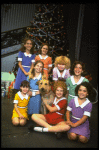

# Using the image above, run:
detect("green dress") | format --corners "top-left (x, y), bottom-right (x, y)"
top-left (66, 75), bottom-right (89, 104)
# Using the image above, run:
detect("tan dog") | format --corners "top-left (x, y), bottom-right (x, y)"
top-left (37, 78), bottom-right (55, 114)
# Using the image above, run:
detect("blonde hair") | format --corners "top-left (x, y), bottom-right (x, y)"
top-left (54, 56), bottom-right (71, 69)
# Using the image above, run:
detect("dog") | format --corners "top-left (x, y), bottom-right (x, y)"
top-left (37, 78), bottom-right (55, 114)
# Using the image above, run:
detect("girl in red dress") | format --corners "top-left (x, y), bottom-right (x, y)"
top-left (28, 80), bottom-right (70, 135)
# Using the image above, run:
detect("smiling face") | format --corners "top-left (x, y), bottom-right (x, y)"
top-left (74, 64), bottom-right (83, 76)
top-left (57, 64), bottom-right (66, 72)
top-left (34, 62), bottom-right (43, 73)
top-left (55, 87), bottom-right (64, 99)
top-left (78, 85), bottom-right (88, 100)
top-left (20, 86), bottom-right (29, 95)
top-left (41, 45), bottom-right (48, 55)
top-left (24, 40), bottom-right (33, 51)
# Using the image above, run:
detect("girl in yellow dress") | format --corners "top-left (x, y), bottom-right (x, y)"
top-left (12, 80), bottom-right (30, 126)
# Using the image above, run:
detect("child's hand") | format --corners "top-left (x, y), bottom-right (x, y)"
top-left (36, 90), bottom-right (40, 95)
top-left (25, 72), bottom-right (30, 76)
top-left (66, 121), bottom-right (77, 128)
top-left (19, 114), bottom-right (25, 119)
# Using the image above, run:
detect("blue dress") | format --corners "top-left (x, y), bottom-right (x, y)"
top-left (27, 74), bottom-right (42, 114)
top-left (14, 51), bottom-right (35, 90)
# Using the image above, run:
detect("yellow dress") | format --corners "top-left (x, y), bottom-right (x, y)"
top-left (12, 91), bottom-right (30, 120)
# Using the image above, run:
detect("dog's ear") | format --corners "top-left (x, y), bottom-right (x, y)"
top-left (36, 80), bottom-right (40, 85)
top-left (42, 74), bottom-right (47, 80)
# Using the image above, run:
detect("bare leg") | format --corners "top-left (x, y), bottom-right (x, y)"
top-left (20, 118), bottom-right (27, 126)
top-left (12, 117), bottom-right (20, 126)
top-left (78, 135), bottom-right (88, 143)
top-left (47, 121), bottom-right (70, 132)
top-left (31, 114), bottom-right (51, 128)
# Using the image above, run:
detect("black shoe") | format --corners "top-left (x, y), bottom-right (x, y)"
top-left (55, 132), bottom-right (62, 139)
top-left (28, 125), bottom-right (34, 131)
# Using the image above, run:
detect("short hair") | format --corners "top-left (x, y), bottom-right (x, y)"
top-left (20, 80), bottom-right (30, 88)
top-left (53, 80), bottom-right (67, 96)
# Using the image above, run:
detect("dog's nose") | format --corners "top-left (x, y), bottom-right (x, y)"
top-left (41, 88), bottom-right (45, 92)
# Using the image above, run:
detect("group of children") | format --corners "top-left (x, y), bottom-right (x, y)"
top-left (12, 37), bottom-right (94, 143)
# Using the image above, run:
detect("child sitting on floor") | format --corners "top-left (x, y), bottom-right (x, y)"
top-left (12, 80), bottom-right (30, 126)
top-left (28, 80), bottom-right (70, 138)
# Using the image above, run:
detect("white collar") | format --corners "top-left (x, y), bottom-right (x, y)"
top-left (33, 73), bottom-right (42, 80)
top-left (71, 75), bottom-right (84, 85)
top-left (74, 96), bottom-right (90, 108)
top-left (17, 91), bottom-right (29, 100)
top-left (39, 54), bottom-right (48, 60)
top-left (53, 97), bottom-right (66, 105)
top-left (56, 67), bottom-right (67, 78)
top-left (24, 52), bottom-right (32, 57)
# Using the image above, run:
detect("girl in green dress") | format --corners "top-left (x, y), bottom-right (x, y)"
top-left (66, 61), bottom-right (89, 104)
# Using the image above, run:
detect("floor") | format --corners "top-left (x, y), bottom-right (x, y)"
top-left (1, 96), bottom-right (98, 148)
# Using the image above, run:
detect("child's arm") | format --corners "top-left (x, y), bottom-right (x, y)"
top-left (66, 110), bottom-right (88, 127)
top-left (14, 103), bottom-right (24, 119)
top-left (18, 61), bottom-right (29, 76)
top-left (43, 101), bottom-right (58, 113)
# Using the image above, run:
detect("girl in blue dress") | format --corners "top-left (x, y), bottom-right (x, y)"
top-left (27, 60), bottom-right (45, 115)
top-left (14, 37), bottom-right (35, 90)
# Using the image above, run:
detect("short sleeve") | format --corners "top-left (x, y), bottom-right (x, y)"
top-left (83, 102), bottom-right (92, 117)
top-left (48, 57), bottom-right (52, 67)
top-left (18, 51), bottom-right (23, 61)
top-left (66, 69), bottom-right (70, 78)
top-left (67, 98), bottom-right (74, 111)
top-left (56, 100), bottom-right (67, 110)
top-left (31, 54), bottom-right (35, 63)
top-left (83, 77), bottom-right (89, 83)
top-left (35, 55), bottom-right (39, 62)
top-left (66, 77), bottom-right (70, 90)
top-left (13, 93), bottom-right (19, 104)
top-left (53, 67), bottom-right (58, 81)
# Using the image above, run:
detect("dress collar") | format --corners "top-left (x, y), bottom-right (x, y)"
top-left (33, 73), bottom-right (42, 80)
top-left (71, 75), bottom-right (84, 85)
top-left (39, 54), bottom-right (48, 60)
top-left (74, 96), bottom-right (90, 108)
top-left (17, 91), bottom-right (29, 100)
top-left (56, 67), bottom-right (66, 78)
top-left (53, 97), bottom-right (66, 105)
top-left (24, 52), bottom-right (32, 57)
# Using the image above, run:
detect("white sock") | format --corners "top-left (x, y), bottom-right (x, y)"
top-left (43, 126), bottom-right (52, 132)
top-left (43, 128), bottom-right (48, 132)
top-left (34, 127), bottom-right (43, 132)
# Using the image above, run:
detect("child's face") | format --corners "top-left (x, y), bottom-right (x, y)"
top-left (20, 86), bottom-right (29, 95)
top-left (56, 87), bottom-right (64, 99)
top-left (74, 64), bottom-right (83, 76)
top-left (34, 62), bottom-right (43, 73)
top-left (78, 85), bottom-right (88, 99)
top-left (41, 45), bottom-right (48, 55)
top-left (24, 40), bottom-right (33, 51)
top-left (57, 64), bottom-right (66, 71)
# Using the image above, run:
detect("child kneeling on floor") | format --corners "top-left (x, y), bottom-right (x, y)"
top-left (66, 82), bottom-right (93, 143)
top-left (28, 79), bottom-right (70, 137)
top-left (12, 80), bottom-right (30, 126)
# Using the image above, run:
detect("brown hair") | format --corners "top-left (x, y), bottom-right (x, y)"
top-left (70, 60), bottom-right (85, 76)
top-left (29, 60), bottom-right (44, 79)
top-left (19, 37), bottom-right (34, 54)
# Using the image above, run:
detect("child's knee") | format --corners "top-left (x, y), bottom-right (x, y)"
top-left (20, 119), bottom-right (26, 126)
top-left (78, 135), bottom-right (88, 143)
top-left (68, 132), bottom-right (78, 140)
top-left (12, 118), bottom-right (19, 126)
top-left (31, 114), bottom-right (36, 120)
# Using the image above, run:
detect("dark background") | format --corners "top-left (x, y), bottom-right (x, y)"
top-left (63, 3), bottom-right (98, 89)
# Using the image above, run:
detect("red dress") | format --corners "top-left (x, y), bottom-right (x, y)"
top-left (44, 97), bottom-right (67, 125)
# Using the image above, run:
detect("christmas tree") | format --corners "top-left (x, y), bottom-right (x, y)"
top-left (26, 4), bottom-right (69, 61)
